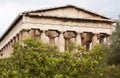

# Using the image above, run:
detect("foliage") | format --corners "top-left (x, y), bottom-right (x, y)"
top-left (68, 41), bottom-right (76, 52)
top-left (68, 41), bottom-right (86, 54)
top-left (0, 38), bottom-right (120, 78)
top-left (108, 17), bottom-right (120, 65)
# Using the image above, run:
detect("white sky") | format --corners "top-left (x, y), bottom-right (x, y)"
top-left (0, 0), bottom-right (120, 37)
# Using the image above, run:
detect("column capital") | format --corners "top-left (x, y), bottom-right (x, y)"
top-left (59, 31), bottom-right (66, 33)
top-left (41, 30), bottom-right (48, 33)
top-left (92, 33), bottom-right (98, 46)
top-left (41, 30), bottom-right (46, 32)
top-left (76, 31), bottom-right (83, 34)
top-left (76, 32), bottom-right (83, 34)
top-left (41, 30), bottom-right (49, 44)
top-left (64, 31), bottom-right (76, 39)
top-left (46, 30), bottom-right (59, 38)
top-left (93, 32), bottom-right (100, 35)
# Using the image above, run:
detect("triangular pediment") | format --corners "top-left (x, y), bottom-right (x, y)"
top-left (26, 5), bottom-right (110, 20)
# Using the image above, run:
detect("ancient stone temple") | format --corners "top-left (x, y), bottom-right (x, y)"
top-left (0, 5), bottom-right (114, 58)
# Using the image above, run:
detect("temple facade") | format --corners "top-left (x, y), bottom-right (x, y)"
top-left (0, 5), bottom-right (114, 58)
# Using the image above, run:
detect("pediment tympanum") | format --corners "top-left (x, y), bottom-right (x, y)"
top-left (27, 5), bottom-right (109, 20)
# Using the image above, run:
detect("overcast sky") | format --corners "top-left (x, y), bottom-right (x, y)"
top-left (0, 0), bottom-right (120, 37)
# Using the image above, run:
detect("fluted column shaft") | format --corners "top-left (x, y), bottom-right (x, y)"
top-left (2, 48), bottom-right (5, 58)
top-left (23, 29), bottom-right (29, 40)
top-left (92, 33), bottom-right (98, 46)
top-left (41, 30), bottom-right (49, 44)
top-left (35, 29), bottom-right (41, 39)
top-left (65, 38), bottom-right (70, 51)
top-left (29, 29), bottom-right (35, 37)
top-left (2, 46), bottom-right (5, 58)
top-left (8, 44), bottom-right (10, 56)
top-left (9, 42), bottom-right (12, 54)
top-left (19, 31), bottom-right (22, 43)
top-left (5, 44), bottom-right (10, 57)
top-left (55, 37), bottom-right (59, 47)
top-left (10, 40), bottom-right (13, 53)
top-left (76, 32), bottom-right (82, 45)
top-left (0, 49), bottom-right (3, 57)
top-left (59, 31), bottom-right (65, 52)
top-left (16, 35), bottom-right (19, 42)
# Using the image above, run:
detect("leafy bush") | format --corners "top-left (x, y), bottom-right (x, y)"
top-left (0, 38), bottom-right (119, 78)
top-left (108, 18), bottom-right (120, 65)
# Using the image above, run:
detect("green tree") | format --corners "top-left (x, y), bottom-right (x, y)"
top-left (108, 17), bottom-right (120, 65)
top-left (0, 37), bottom-right (119, 78)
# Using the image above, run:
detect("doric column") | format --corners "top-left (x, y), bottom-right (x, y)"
top-left (0, 49), bottom-right (1, 53)
top-left (3, 45), bottom-right (8, 58)
top-left (92, 33), bottom-right (98, 46)
top-left (64, 31), bottom-right (76, 51)
top-left (9, 42), bottom-right (12, 54)
top-left (65, 38), bottom-right (70, 51)
top-left (1, 48), bottom-right (5, 58)
top-left (8, 44), bottom-right (11, 57)
top-left (5, 44), bottom-right (10, 58)
top-left (76, 32), bottom-right (82, 45)
top-left (82, 32), bottom-right (92, 50)
top-left (0, 49), bottom-right (3, 58)
top-left (98, 33), bottom-right (106, 44)
top-left (2, 47), bottom-right (5, 58)
top-left (49, 38), bottom-right (54, 46)
top-left (16, 34), bottom-right (19, 42)
top-left (14, 36), bottom-right (17, 42)
top-left (86, 42), bottom-right (90, 50)
top-left (29, 29), bottom-right (35, 37)
top-left (10, 40), bottom-right (13, 53)
top-left (59, 31), bottom-right (65, 52)
top-left (8, 43), bottom-right (10, 54)
top-left (35, 29), bottom-right (41, 39)
top-left (0, 49), bottom-right (3, 57)
top-left (41, 30), bottom-right (49, 44)
top-left (1, 48), bottom-right (3, 56)
top-left (55, 37), bottom-right (59, 47)
top-left (106, 35), bottom-right (111, 45)
top-left (19, 31), bottom-right (22, 42)
top-left (99, 37), bottom-right (104, 44)
top-left (46, 30), bottom-right (59, 46)
top-left (22, 29), bottom-right (29, 40)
